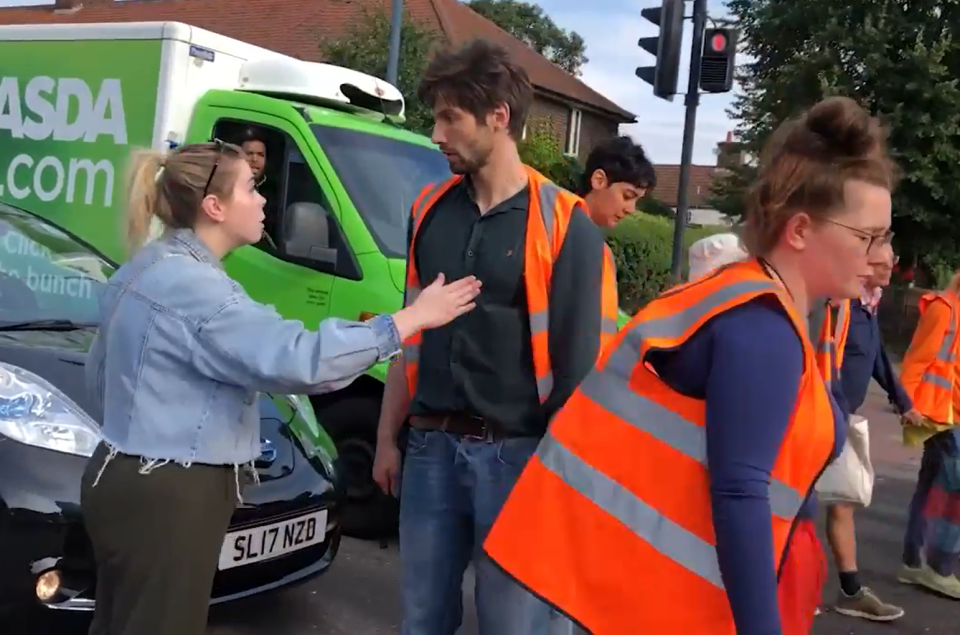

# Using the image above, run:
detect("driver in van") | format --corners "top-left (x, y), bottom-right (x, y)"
top-left (239, 129), bottom-right (280, 246)
top-left (240, 132), bottom-right (267, 186)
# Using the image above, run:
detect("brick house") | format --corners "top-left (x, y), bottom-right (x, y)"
top-left (1, 0), bottom-right (636, 162)
top-left (653, 132), bottom-right (748, 226)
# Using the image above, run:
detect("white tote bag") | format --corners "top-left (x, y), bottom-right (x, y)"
top-left (814, 415), bottom-right (875, 507)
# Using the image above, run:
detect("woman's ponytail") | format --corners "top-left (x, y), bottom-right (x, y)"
top-left (124, 149), bottom-right (167, 254)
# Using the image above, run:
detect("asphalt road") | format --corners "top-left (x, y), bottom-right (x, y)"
top-left (8, 386), bottom-right (958, 635)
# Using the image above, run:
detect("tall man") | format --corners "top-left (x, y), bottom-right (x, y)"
top-left (372, 40), bottom-right (616, 634)
top-left (825, 243), bottom-right (922, 621)
top-left (578, 135), bottom-right (656, 228)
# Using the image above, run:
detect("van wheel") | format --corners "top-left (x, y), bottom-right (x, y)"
top-left (313, 394), bottom-right (399, 540)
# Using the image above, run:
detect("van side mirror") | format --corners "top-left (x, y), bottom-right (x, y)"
top-left (281, 202), bottom-right (338, 266)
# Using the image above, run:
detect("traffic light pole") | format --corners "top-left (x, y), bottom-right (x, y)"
top-left (669, 0), bottom-right (708, 282)
top-left (386, 0), bottom-right (404, 85)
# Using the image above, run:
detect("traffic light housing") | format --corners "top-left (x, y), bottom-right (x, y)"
top-left (636, 0), bottom-right (685, 101)
top-left (699, 28), bottom-right (738, 93)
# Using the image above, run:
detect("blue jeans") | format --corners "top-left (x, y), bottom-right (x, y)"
top-left (903, 432), bottom-right (952, 575)
top-left (399, 429), bottom-right (573, 635)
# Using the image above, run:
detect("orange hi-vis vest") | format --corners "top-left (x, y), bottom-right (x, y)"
top-left (401, 166), bottom-right (620, 402)
top-left (907, 292), bottom-right (960, 424)
top-left (816, 299), bottom-right (851, 388)
top-left (484, 259), bottom-right (836, 634)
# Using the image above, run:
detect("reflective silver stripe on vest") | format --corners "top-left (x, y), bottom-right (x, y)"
top-left (528, 180), bottom-right (565, 402)
top-left (936, 299), bottom-right (957, 363)
top-left (921, 297), bottom-right (957, 392)
top-left (536, 278), bottom-right (808, 589)
top-left (537, 433), bottom-right (727, 590)
top-left (402, 182), bottom-right (448, 367)
top-left (921, 371), bottom-right (951, 391)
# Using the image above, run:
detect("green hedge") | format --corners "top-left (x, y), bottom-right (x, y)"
top-left (607, 213), bottom-right (727, 314)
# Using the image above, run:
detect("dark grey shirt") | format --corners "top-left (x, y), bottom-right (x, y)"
top-left (406, 179), bottom-right (606, 437)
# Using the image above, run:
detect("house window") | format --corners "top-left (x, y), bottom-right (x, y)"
top-left (565, 108), bottom-right (582, 156)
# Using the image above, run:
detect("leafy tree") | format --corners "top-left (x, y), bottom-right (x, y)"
top-left (518, 124), bottom-right (582, 190)
top-left (467, 0), bottom-right (587, 75)
top-left (715, 0), bottom-right (960, 268)
top-left (319, 8), bottom-right (437, 136)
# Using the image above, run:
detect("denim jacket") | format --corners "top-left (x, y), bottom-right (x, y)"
top-left (86, 229), bottom-right (401, 466)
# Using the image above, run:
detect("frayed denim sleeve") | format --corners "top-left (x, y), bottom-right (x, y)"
top-left (190, 290), bottom-right (401, 394)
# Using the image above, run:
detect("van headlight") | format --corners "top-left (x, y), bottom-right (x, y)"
top-left (0, 362), bottom-right (100, 457)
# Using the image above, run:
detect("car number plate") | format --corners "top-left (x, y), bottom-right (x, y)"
top-left (218, 509), bottom-right (327, 570)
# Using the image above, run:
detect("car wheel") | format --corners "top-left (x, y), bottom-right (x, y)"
top-left (312, 394), bottom-right (399, 540)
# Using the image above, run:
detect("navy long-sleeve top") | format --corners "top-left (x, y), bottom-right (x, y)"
top-left (837, 299), bottom-right (913, 415)
top-left (647, 297), bottom-right (844, 635)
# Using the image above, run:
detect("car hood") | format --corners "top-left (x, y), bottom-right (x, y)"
top-left (0, 330), bottom-right (97, 415)
top-left (0, 330), bottom-right (338, 465)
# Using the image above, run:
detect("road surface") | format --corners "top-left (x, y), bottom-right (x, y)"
top-left (8, 386), bottom-right (957, 634)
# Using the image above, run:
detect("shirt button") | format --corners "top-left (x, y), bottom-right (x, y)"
top-left (467, 250), bottom-right (474, 257)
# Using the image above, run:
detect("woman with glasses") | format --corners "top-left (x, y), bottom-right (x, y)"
top-left (80, 141), bottom-right (482, 635)
top-left (898, 268), bottom-right (960, 599)
top-left (484, 96), bottom-right (897, 634)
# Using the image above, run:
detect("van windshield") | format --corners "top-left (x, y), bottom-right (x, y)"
top-left (312, 125), bottom-right (452, 259)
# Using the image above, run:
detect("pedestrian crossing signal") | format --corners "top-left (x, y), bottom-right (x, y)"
top-left (699, 27), bottom-right (738, 93)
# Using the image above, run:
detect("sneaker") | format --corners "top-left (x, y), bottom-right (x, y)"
top-left (898, 563), bottom-right (923, 585)
top-left (917, 564), bottom-right (960, 599)
top-left (833, 587), bottom-right (904, 621)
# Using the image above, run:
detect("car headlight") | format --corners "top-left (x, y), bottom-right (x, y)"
top-left (0, 362), bottom-right (100, 457)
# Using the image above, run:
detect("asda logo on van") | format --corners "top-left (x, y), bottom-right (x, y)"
top-left (0, 76), bottom-right (128, 208)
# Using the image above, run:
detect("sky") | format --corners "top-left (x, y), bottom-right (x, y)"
top-left (537, 0), bottom-right (737, 165)
top-left (0, 0), bottom-right (738, 165)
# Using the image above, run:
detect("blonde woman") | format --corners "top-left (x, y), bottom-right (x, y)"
top-left (81, 141), bottom-right (480, 635)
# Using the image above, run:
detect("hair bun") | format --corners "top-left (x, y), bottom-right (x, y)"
top-left (799, 96), bottom-right (884, 159)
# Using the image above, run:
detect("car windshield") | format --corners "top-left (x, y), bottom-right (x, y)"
top-left (311, 124), bottom-right (452, 259)
top-left (0, 203), bottom-right (113, 325)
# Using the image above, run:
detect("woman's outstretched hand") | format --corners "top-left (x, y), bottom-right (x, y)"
top-left (392, 273), bottom-right (481, 340)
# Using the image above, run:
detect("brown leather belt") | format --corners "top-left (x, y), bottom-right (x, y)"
top-left (408, 413), bottom-right (503, 440)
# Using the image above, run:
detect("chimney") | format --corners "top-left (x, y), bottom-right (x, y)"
top-left (53, 0), bottom-right (83, 14)
top-left (716, 130), bottom-right (744, 169)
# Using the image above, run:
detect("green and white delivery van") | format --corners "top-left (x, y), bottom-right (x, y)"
top-left (0, 21), bottom-right (454, 537)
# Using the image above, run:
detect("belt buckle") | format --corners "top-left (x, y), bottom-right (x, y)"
top-left (462, 414), bottom-right (487, 441)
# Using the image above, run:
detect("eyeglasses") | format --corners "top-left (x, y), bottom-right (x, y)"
top-left (824, 219), bottom-right (893, 254)
top-left (202, 138), bottom-right (226, 198)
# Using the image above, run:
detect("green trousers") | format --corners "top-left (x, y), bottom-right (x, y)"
top-left (81, 443), bottom-right (237, 635)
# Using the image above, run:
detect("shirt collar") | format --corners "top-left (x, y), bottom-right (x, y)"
top-left (861, 284), bottom-right (882, 313)
top-left (167, 228), bottom-right (223, 269)
top-left (462, 176), bottom-right (529, 214)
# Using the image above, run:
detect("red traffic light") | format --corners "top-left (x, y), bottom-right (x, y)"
top-left (710, 32), bottom-right (727, 52)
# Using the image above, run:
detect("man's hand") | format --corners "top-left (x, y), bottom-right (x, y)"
top-left (902, 408), bottom-right (924, 426)
top-left (372, 440), bottom-right (402, 497)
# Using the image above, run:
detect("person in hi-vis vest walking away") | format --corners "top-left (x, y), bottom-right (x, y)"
top-left (372, 41), bottom-right (618, 635)
top-left (484, 96), bottom-right (899, 635)
top-left (898, 271), bottom-right (960, 598)
top-left (811, 244), bottom-right (920, 621)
